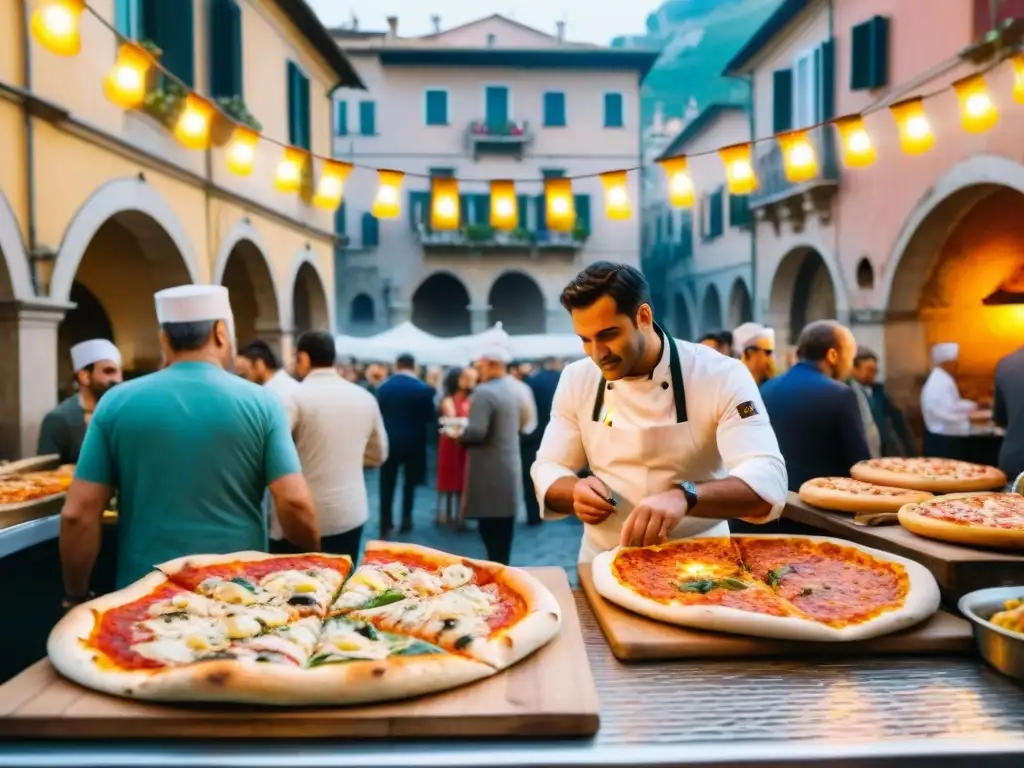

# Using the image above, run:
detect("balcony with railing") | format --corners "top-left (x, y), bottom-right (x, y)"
top-left (464, 120), bottom-right (533, 159)
top-left (749, 125), bottom-right (840, 211)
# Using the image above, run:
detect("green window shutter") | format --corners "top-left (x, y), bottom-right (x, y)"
top-left (710, 188), bottom-right (724, 238)
top-left (142, 0), bottom-right (195, 87)
top-left (475, 194), bottom-right (491, 226)
top-left (574, 194), bottom-right (590, 233)
top-left (115, 0), bottom-right (138, 37)
top-left (541, 168), bottom-right (565, 179)
top-left (850, 20), bottom-right (871, 90)
top-left (458, 194), bottom-right (471, 225)
top-left (359, 101), bottom-right (376, 136)
top-left (428, 167), bottom-right (455, 178)
top-left (208, 0), bottom-right (242, 99)
top-left (603, 93), bottom-right (623, 128)
top-left (334, 202), bottom-right (346, 235)
top-left (286, 62), bottom-right (310, 149)
top-left (772, 69), bottom-right (793, 133)
top-left (517, 195), bottom-right (529, 229)
top-left (361, 213), bottom-right (379, 247)
top-left (543, 92), bottom-right (566, 126)
top-left (535, 195), bottom-right (547, 231)
top-left (425, 90), bottom-right (447, 125)
top-left (299, 74), bottom-right (310, 148)
top-left (817, 38), bottom-right (835, 120)
top-left (868, 16), bottom-right (889, 88)
top-left (408, 191), bottom-right (429, 231)
top-left (335, 100), bottom-right (347, 136)
top-left (729, 194), bottom-right (750, 228)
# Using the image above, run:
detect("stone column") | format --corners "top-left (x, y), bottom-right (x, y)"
top-left (468, 304), bottom-right (491, 334)
top-left (0, 300), bottom-right (73, 459)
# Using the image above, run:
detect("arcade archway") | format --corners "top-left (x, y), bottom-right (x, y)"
top-left (727, 278), bottom-right (753, 328)
top-left (672, 292), bottom-right (693, 341)
top-left (292, 260), bottom-right (331, 336)
top-left (768, 247), bottom-right (837, 346)
top-left (219, 239), bottom-right (280, 347)
top-left (701, 284), bottom-right (722, 334)
top-left (412, 273), bottom-right (471, 337)
top-left (488, 272), bottom-right (545, 335)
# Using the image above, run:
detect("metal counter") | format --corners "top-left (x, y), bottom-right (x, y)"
top-left (2, 592), bottom-right (1024, 767)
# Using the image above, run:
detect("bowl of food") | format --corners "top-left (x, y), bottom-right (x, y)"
top-left (958, 586), bottom-right (1024, 682)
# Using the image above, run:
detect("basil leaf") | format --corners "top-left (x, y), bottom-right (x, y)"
top-left (718, 577), bottom-right (750, 591)
top-left (230, 577), bottom-right (257, 593)
top-left (678, 579), bottom-right (716, 594)
top-left (766, 565), bottom-right (792, 588)
top-left (360, 589), bottom-right (405, 610)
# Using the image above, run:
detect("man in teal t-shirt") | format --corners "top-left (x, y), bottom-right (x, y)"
top-left (59, 285), bottom-right (320, 603)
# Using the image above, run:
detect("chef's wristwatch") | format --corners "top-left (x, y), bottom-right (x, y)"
top-left (677, 481), bottom-right (699, 511)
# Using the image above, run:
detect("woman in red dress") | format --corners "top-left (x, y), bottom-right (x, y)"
top-left (435, 367), bottom-right (472, 526)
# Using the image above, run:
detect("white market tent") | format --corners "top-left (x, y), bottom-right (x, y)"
top-left (335, 322), bottom-right (584, 366)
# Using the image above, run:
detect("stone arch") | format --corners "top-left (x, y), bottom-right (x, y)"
top-left (767, 246), bottom-right (837, 345)
top-left (700, 284), bottom-right (722, 333)
top-left (727, 277), bottom-right (753, 328)
top-left (412, 272), bottom-right (471, 337)
top-left (289, 252), bottom-right (332, 336)
top-left (855, 258), bottom-right (875, 290)
top-left (0, 190), bottom-right (34, 301)
top-left (50, 177), bottom-right (199, 304)
top-left (672, 291), bottom-right (694, 341)
top-left (213, 220), bottom-right (283, 347)
top-left (350, 293), bottom-right (375, 325)
top-left (487, 271), bottom-right (546, 335)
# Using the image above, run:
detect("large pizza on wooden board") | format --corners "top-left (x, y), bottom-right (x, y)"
top-left (898, 493), bottom-right (1024, 550)
top-left (798, 477), bottom-right (934, 513)
top-left (850, 457), bottom-right (1007, 493)
top-left (47, 542), bottom-right (561, 705)
top-left (591, 535), bottom-right (939, 642)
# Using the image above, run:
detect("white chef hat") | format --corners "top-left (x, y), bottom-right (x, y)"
top-left (154, 285), bottom-right (234, 325)
top-left (70, 339), bottom-right (121, 372)
top-left (476, 341), bottom-right (512, 364)
top-left (733, 322), bottom-right (773, 351)
top-left (931, 342), bottom-right (959, 366)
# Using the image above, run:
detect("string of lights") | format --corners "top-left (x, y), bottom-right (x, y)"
top-left (28, 0), bottom-right (1024, 235)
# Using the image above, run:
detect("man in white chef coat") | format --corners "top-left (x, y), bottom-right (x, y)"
top-left (920, 342), bottom-right (979, 459)
top-left (732, 322), bottom-right (776, 387)
top-left (531, 262), bottom-right (788, 562)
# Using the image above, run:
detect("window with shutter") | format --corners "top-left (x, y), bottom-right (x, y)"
top-left (729, 193), bottom-right (751, 228)
top-left (541, 168), bottom-right (565, 178)
top-left (408, 191), bottom-right (430, 231)
top-left (535, 195), bottom-right (547, 232)
top-left (517, 195), bottom-right (529, 230)
top-left (425, 90), bottom-right (448, 126)
top-left (851, 16), bottom-right (889, 90)
top-left (141, 0), bottom-right (195, 86)
top-left (208, 0), bottom-right (243, 99)
top-left (475, 195), bottom-right (491, 227)
top-left (287, 61), bottom-right (311, 150)
top-left (867, 16), bottom-right (889, 89)
top-left (359, 101), bottom-right (376, 136)
top-left (115, 0), bottom-right (139, 38)
top-left (361, 213), bottom-right (379, 247)
top-left (334, 202), bottom-right (346, 236)
top-left (543, 92), bottom-right (566, 127)
top-left (709, 188), bottom-right (724, 239)
top-left (817, 38), bottom-right (835, 121)
top-left (574, 195), bottom-right (591, 234)
top-left (335, 101), bottom-right (348, 136)
top-left (428, 167), bottom-right (455, 178)
top-left (603, 93), bottom-right (624, 128)
top-left (772, 69), bottom-right (793, 133)
top-left (458, 194), bottom-right (471, 225)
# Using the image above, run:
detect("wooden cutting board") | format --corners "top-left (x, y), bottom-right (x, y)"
top-left (784, 493), bottom-right (1024, 604)
top-left (0, 567), bottom-right (599, 739)
top-left (578, 563), bottom-right (974, 662)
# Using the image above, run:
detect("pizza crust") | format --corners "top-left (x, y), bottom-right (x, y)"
top-left (155, 550), bottom-right (352, 578)
top-left (898, 493), bottom-right (1024, 550)
top-left (850, 460), bottom-right (1007, 493)
top-left (798, 479), bottom-right (934, 514)
top-left (591, 535), bottom-right (940, 642)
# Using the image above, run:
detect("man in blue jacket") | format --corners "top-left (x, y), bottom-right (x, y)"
top-left (375, 353), bottom-right (436, 536)
top-left (761, 320), bottom-right (871, 492)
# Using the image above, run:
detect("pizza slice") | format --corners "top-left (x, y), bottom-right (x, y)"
top-left (310, 614), bottom-right (449, 666)
top-left (735, 536), bottom-right (910, 628)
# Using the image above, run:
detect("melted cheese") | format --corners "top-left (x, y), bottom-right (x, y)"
top-left (315, 618), bottom-right (393, 661)
top-left (351, 585), bottom-right (497, 643)
top-left (197, 578), bottom-right (264, 606)
top-left (133, 638), bottom-right (198, 665)
top-left (440, 563), bottom-right (473, 589)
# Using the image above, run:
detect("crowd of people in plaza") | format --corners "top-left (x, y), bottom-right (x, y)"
top-left (39, 261), bottom-right (1022, 611)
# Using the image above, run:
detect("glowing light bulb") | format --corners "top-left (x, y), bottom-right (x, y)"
top-left (173, 96), bottom-right (214, 150)
top-left (848, 129), bottom-right (870, 154)
top-left (890, 98), bottom-right (934, 155)
top-left (31, 0), bottom-right (85, 56)
top-left (372, 170), bottom-right (404, 219)
top-left (833, 115), bottom-right (876, 168)
top-left (495, 197), bottom-right (513, 216)
top-left (378, 185), bottom-right (397, 205)
top-left (436, 196), bottom-right (456, 217)
top-left (552, 196), bottom-right (569, 215)
top-left (489, 180), bottom-right (518, 230)
top-left (905, 115), bottom-right (930, 140)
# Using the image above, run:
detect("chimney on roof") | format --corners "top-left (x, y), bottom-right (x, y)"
top-left (556, 20), bottom-right (566, 42)
top-left (431, 14), bottom-right (441, 34)
top-left (386, 16), bottom-right (398, 37)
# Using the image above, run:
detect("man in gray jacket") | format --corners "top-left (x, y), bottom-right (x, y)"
top-left (460, 341), bottom-right (522, 564)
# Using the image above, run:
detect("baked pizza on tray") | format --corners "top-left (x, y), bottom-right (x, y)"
top-left (898, 493), bottom-right (1024, 550)
top-left (798, 476), bottom-right (934, 513)
top-left (591, 535), bottom-right (939, 642)
top-left (47, 542), bottom-right (561, 705)
top-left (850, 457), bottom-right (1007, 493)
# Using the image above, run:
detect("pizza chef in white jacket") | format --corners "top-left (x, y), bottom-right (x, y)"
top-left (919, 342), bottom-right (979, 458)
top-left (530, 262), bottom-right (789, 562)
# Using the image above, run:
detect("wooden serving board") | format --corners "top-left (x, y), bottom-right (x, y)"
top-left (578, 563), bottom-right (973, 662)
top-left (784, 492), bottom-right (1024, 605)
top-left (0, 567), bottom-right (599, 739)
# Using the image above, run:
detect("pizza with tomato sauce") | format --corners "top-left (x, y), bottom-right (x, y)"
top-left (0, 466), bottom-right (74, 507)
top-left (898, 493), bottom-right (1024, 550)
top-left (850, 457), bottom-right (1007, 493)
top-left (47, 543), bottom-right (561, 705)
top-left (798, 476), bottom-right (935, 513)
top-left (591, 535), bottom-right (939, 641)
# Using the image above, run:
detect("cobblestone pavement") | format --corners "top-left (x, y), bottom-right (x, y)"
top-left (362, 461), bottom-right (584, 586)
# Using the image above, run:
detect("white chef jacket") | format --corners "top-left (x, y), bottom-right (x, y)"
top-left (531, 336), bottom-right (788, 543)
top-left (508, 376), bottom-right (539, 435)
top-left (920, 367), bottom-right (976, 436)
top-left (270, 368), bottom-right (388, 539)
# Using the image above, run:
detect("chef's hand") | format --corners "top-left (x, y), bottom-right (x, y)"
top-left (620, 488), bottom-right (688, 548)
top-left (573, 476), bottom-right (616, 525)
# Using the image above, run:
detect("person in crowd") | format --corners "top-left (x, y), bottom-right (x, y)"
top-left (920, 342), bottom-right (981, 459)
top-left (697, 332), bottom-right (721, 351)
top-left (507, 359), bottom-right (539, 523)
top-left (460, 342), bottom-right (522, 564)
top-left (531, 262), bottom-right (786, 563)
top-left (716, 330), bottom-right (734, 358)
top-left (59, 285), bottom-right (318, 603)
top-left (376, 353), bottom-right (436, 537)
top-left (273, 331), bottom-right (387, 561)
top-left (363, 362), bottom-right (389, 394)
top-left (732, 323), bottom-right (776, 386)
top-left (760, 320), bottom-right (870, 491)
top-left (435, 367), bottom-right (472, 528)
top-left (522, 357), bottom-right (562, 525)
top-left (993, 344), bottom-right (1023, 481)
top-left (850, 346), bottom-right (917, 457)
top-left (236, 340), bottom-right (299, 401)
top-left (38, 339), bottom-right (123, 464)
